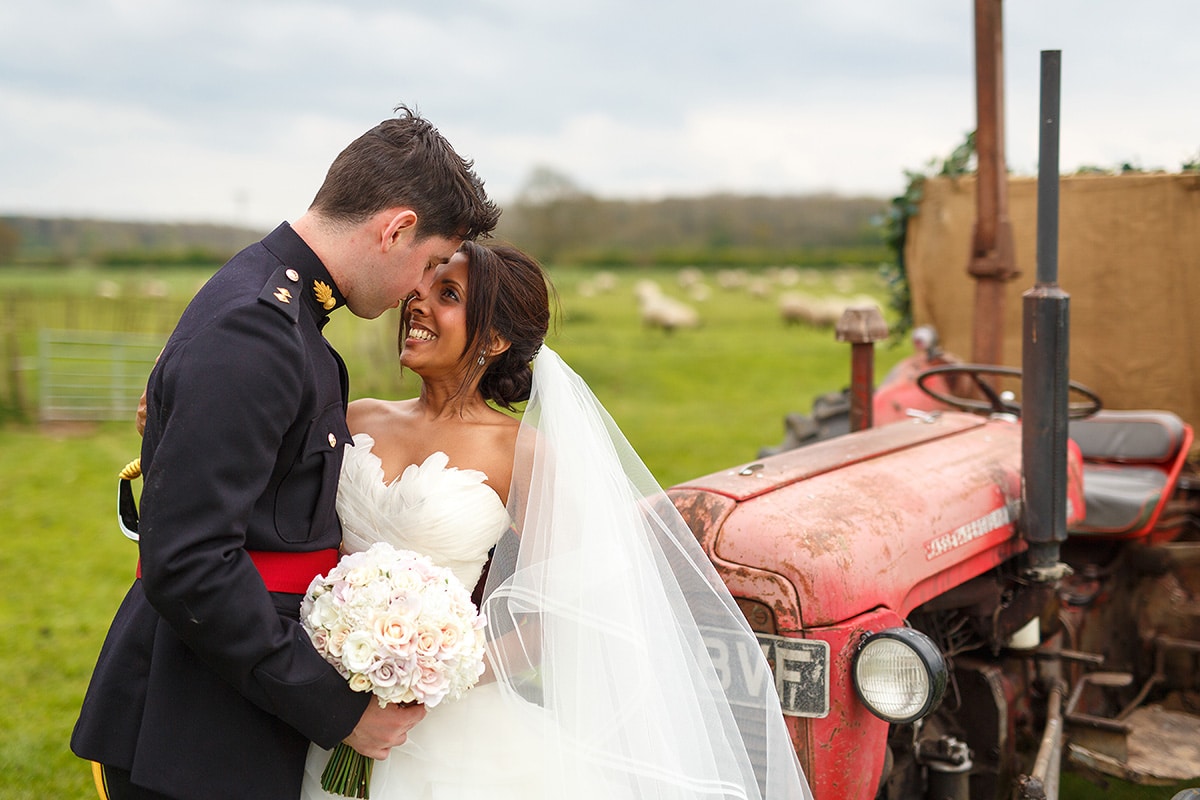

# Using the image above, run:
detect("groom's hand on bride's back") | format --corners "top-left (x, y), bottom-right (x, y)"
top-left (344, 701), bottom-right (428, 759)
top-left (135, 388), bottom-right (148, 436)
top-left (135, 351), bottom-right (161, 437)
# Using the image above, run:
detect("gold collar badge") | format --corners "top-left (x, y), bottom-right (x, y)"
top-left (313, 280), bottom-right (337, 310)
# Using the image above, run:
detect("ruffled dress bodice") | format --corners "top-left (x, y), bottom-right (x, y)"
top-left (335, 433), bottom-right (511, 592)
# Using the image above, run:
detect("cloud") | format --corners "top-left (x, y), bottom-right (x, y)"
top-left (1, 0), bottom-right (1196, 227)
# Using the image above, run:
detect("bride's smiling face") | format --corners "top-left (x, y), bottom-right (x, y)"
top-left (400, 252), bottom-right (472, 374)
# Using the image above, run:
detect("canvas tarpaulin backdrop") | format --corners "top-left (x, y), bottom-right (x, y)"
top-left (905, 173), bottom-right (1200, 446)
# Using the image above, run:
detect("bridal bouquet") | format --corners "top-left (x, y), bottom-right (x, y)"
top-left (301, 541), bottom-right (488, 798)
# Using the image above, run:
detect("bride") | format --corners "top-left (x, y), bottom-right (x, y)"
top-left (301, 241), bottom-right (813, 799)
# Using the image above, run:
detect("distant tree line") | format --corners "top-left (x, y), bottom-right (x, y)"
top-left (0, 221), bottom-right (18, 264)
top-left (0, 172), bottom-right (890, 269)
top-left (6, 152), bottom-right (1197, 270)
top-left (495, 167), bottom-right (889, 267)
top-left (0, 217), bottom-right (263, 266)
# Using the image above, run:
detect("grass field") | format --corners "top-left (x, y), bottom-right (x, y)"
top-left (0, 262), bottom-right (904, 485)
top-left (0, 262), bottom-right (1181, 798)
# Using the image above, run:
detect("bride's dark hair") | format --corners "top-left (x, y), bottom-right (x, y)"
top-left (460, 241), bottom-right (555, 411)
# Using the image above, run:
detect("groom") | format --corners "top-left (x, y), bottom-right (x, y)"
top-left (72, 107), bottom-right (499, 800)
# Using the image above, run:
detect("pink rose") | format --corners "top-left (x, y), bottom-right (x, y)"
top-left (368, 659), bottom-right (400, 688)
top-left (414, 659), bottom-right (450, 706)
top-left (415, 626), bottom-right (444, 658)
top-left (438, 623), bottom-right (461, 653)
top-left (327, 622), bottom-right (352, 658)
top-left (374, 613), bottom-right (417, 659)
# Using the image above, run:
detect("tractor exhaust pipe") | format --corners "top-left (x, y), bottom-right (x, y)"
top-left (836, 305), bottom-right (889, 432)
top-left (1021, 50), bottom-right (1071, 580)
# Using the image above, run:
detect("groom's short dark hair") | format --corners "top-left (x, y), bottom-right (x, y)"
top-left (309, 104), bottom-right (499, 241)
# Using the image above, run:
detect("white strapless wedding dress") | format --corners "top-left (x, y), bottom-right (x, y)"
top-left (302, 348), bottom-right (815, 799)
top-left (300, 434), bottom-right (618, 800)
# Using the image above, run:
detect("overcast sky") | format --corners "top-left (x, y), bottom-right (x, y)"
top-left (3, 0), bottom-right (1196, 230)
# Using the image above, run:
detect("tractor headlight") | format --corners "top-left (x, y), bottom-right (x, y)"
top-left (853, 627), bottom-right (948, 723)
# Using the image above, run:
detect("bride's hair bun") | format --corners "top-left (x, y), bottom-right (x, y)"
top-left (460, 242), bottom-right (554, 411)
top-left (479, 349), bottom-right (533, 408)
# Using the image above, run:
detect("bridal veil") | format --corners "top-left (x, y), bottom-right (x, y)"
top-left (482, 347), bottom-right (813, 799)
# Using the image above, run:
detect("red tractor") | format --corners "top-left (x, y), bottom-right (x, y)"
top-left (672, 325), bottom-right (1197, 798)
top-left (669, 49), bottom-right (1200, 800)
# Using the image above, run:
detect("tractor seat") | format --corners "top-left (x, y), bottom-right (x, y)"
top-left (1068, 410), bottom-right (1193, 539)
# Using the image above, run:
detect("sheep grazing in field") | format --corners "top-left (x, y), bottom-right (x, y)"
top-left (644, 295), bottom-right (701, 332)
top-left (141, 279), bottom-right (169, 299)
top-left (633, 279), bottom-right (663, 304)
top-left (676, 267), bottom-right (704, 289)
top-left (635, 280), bottom-right (701, 333)
top-left (780, 292), bottom-right (880, 328)
top-left (577, 270), bottom-right (618, 298)
top-left (775, 266), bottom-right (801, 287)
top-left (715, 269), bottom-right (749, 290)
top-left (831, 270), bottom-right (857, 294)
top-left (747, 277), bottom-right (772, 299)
top-left (779, 293), bottom-right (831, 326)
top-left (593, 271), bottom-right (617, 292)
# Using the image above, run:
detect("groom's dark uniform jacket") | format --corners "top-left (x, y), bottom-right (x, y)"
top-left (72, 223), bottom-right (370, 800)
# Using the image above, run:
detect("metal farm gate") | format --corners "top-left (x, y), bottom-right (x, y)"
top-left (38, 330), bottom-right (162, 422)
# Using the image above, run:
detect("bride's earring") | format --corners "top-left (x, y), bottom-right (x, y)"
top-left (477, 350), bottom-right (486, 366)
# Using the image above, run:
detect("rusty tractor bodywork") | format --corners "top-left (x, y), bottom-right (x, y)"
top-left (671, 332), bottom-right (1200, 798)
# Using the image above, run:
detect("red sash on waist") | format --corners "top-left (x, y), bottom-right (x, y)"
top-left (136, 548), bottom-right (341, 594)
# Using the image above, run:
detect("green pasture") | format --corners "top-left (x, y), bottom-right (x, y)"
top-left (0, 263), bottom-right (1175, 798)
top-left (0, 262), bottom-right (903, 483)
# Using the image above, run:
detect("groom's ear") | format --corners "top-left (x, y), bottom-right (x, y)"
top-left (378, 208), bottom-right (419, 251)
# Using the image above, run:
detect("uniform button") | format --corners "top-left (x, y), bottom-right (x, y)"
top-left (286, 269), bottom-right (300, 282)
top-left (328, 433), bottom-right (338, 447)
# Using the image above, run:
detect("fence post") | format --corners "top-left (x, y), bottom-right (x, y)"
top-left (3, 292), bottom-right (28, 421)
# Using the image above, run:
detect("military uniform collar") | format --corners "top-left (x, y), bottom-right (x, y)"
top-left (261, 222), bottom-right (347, 327)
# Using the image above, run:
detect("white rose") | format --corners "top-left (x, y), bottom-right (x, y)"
top-left (348, 672), bottom-right (374, 693)
top-left (342, 630), bottom-right (377, 673)
top-left (308, 592), bottom-right (341, 629)
top-left (343, 564), bottom-right (377, 587)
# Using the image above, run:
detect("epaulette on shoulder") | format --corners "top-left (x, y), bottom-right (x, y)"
top-left (257, 266), bottom-right (303, 323)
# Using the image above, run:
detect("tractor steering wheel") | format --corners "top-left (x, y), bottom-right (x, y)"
top-left (915, 364), bottom-right (1102, 420)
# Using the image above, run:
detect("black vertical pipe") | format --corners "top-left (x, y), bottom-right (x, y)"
top-left (1022, 50), bottom-right (1070, 576)
top-left (1036, 51), bottom-right (1061, 285)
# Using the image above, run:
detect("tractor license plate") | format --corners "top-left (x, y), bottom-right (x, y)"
top-left (703, 628), bottom-right (830, 719)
